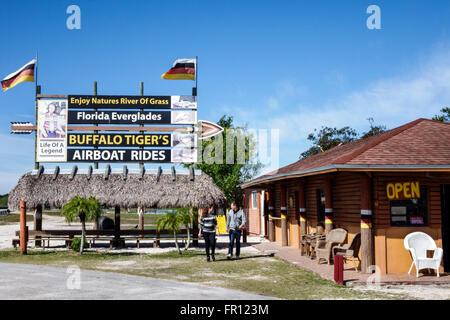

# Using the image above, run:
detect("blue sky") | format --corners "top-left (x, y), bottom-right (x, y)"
top-left (1, 0), bottom-right (450, 193)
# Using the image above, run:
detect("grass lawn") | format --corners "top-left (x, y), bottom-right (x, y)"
top-left (0, 249), bottom-right (408, 300)
top-left (0, 213), bottom-right (33, 226)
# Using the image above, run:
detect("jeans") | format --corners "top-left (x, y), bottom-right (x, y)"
top-left (228, 229), bottom-right (241, 257)
top-left (203, 232), bottom-right (216, 257)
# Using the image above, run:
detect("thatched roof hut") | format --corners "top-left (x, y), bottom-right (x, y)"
top-left (8, 170), bottom-right (226, 211)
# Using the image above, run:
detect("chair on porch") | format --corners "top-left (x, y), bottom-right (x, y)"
top-left (302, 232), bottom-right (325, 257)
top-left (316, 228), bottom-right (348, 265)
top-left (333, 232), bottom-right (361, 271)
top-left (302, 224), bottom-right (325, 258)
top-left (404, 232), bottom-right (443, 278)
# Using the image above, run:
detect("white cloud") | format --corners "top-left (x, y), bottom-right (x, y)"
top-left (262, 48), bottom-right (449, 138)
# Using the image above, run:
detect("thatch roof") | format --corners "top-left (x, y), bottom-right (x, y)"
top-left (8, 172), bottom-right (226, 210)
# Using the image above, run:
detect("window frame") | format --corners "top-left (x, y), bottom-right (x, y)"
top-left (252, 190), bottom-right (258, 209)
top-left (389, 185), bottom-right (429, 227)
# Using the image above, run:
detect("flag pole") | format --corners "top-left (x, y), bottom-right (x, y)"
top-left (195, 56), bottom-right (198, 96)
top-left (34, 51), bottom-right (39, 170)
top-left (35, 51), bottom-right (38, 94)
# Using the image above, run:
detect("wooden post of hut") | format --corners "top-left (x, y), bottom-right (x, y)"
top-left (194, 208), bottom-right (202, 247)
top-left (114, 205), bottom-right (121, 248)
top-left (19, 201), bottom-right (27, 254)
top-left (137, 207), bottom-right (144, 248)
top-left (360, 173), bottom-right (374, 273)
top-left (280, 184), bottom-right (288, 246)
top-left (324, 175), bottom-right (334, 234)
top-left (268, 187), bottom-right (275, 242)
top-left (298, 180), bottom-right (307, 253)
top-left (138, 207), bottom-right (144, 230)
top-left (34, 204), bottom-right (42, 247)
top-left (190, 207), bottom-right (195, 247)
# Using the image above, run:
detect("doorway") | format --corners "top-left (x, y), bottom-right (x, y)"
top-left (440, 185), bottom-right (450, 272)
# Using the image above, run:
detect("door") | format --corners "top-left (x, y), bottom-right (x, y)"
top-left (260, 191), bottom-right (266, 237)
top-left (440, 185), bottom-right (450, 272)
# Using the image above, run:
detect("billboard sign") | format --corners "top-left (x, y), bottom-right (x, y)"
top-left (23, 95), bottom-right (202, 164)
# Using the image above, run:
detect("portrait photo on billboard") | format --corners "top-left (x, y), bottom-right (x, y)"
top-left (37, 99), bottom-right (68, 162)
top-left (38, 100), bottom-right (67, 139)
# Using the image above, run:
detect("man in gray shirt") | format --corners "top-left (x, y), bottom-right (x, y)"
top-left (226, 201), bottom-right (246, 260)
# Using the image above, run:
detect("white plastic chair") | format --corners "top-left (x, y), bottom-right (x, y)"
top-left (404, 232), bottom-right (443, 278)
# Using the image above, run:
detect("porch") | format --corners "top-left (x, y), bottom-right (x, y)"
top-left (253, 241), bottom-right (450, 285)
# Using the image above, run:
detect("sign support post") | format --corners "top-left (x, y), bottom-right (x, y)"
top-left (139, 82), bottom-right (144, 170)
top-left (137, 82), bottom-right (145, 237)
top-left (93, 81), bottom-right (98, 169)
top-left (34, 85), bottom-right (40, 170)
top-left (34, 52), bottom-right (39, 170)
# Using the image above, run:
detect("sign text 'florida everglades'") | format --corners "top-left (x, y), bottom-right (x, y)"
top-left (68, 110), bottom-right (197, 125)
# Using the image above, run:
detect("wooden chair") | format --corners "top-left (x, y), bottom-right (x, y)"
top-left (316, 228), bottom-right (348, 264)
top-left (303, 224), bottom-right (325, 258)
top-left (333, 233), bottom-right (361, 271)
top-left (306, 233), bottom-right (326, 259)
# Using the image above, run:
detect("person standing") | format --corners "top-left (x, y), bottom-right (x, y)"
top-left (226, 202), bottom-right (246, 260)
top-left (199, 205), bottom-right (218, 262)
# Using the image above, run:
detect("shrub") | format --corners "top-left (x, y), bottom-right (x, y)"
top-left (70, 237), bottom-right (88, 252)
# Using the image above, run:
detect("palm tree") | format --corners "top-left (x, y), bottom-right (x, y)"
top-left (177, 207), bottom-right (193, 250)
top-left (61, 196), bottom-right (101, 253)
top-left (156, 210), bottom-right (182, 254)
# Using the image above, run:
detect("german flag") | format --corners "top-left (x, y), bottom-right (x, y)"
top-left (161, 58), bottom-right (195, 80)
top-left (1, 59), bottom-right (36, 92)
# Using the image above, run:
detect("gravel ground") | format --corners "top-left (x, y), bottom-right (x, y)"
top-left (351, 283), bottom-right (450, 300)
top-left (0, 262), bottom-right (277, 300)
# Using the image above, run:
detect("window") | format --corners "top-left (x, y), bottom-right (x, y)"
top-left (390, 186), bottom-right (428, 227)
top-left (252, 191), bottom-right (258, 209)
top-left (316, 189), bottom-right (325, 222)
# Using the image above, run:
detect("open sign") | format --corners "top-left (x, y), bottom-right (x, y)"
top-left (386, 181), bottom-right (420, 200)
